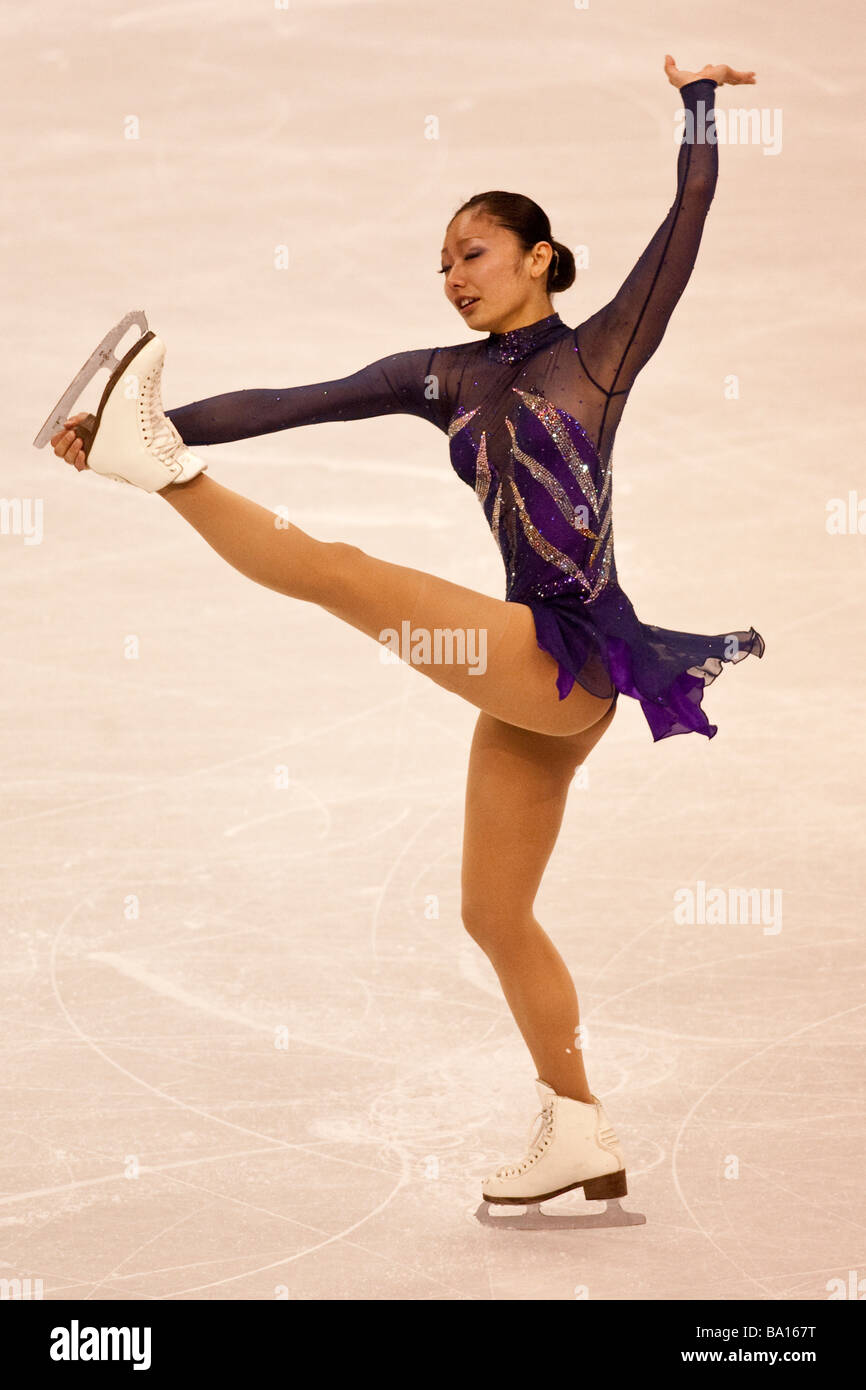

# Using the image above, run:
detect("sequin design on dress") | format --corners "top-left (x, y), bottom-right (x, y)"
top-left (450, 405), bottom-right (504, 546)
top-left (507, 391), bottom-right (614, 601)
top-left (473, 431), bottom-right (491, 507)
top-left (448, 387), bottom-right (615, 608)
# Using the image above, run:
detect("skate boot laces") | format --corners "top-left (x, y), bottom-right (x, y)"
top-left (139, 360), bottom-right (184, 466)
top-left (494, 1100), bottom-right (555, 1179)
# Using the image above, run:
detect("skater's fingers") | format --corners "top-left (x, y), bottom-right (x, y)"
top-left (51, 431), bottom-right (76, 458)
top-left (65, 439), bottom-right (88, 472)
top-left (52, 430), bottom-right (87, 465)
top-left (50, 412), bottom-right (89, 446)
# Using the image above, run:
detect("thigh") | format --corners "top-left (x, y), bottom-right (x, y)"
top-left (460, 698), bottom-right (617, 930)
top-left (322, 543), bottom-right (613, 737)
top-left (163, 475), bottom-right (611, 737)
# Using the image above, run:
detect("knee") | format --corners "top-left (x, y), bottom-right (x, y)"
top-left (460, 901), bottom-right (486, 946)
top-left (461, 900), bottom-right (531, 955)
top-left (307, 539), bottom-right (365, 604)
top-left (323, 538), bottom-right (366, 577)
top-left (328, 539), bottom-right (365, 563)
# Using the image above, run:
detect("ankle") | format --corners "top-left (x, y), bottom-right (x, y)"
top-left (561, 1088), bottom-right (594, 1105)
top-left (539, 1076), bottom-right (593, 1105)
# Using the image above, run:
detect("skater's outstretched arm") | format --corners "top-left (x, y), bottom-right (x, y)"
top-left (164, 345), bottom-right (451, 446)
top-left (574, 56), bottom-right (755, 397)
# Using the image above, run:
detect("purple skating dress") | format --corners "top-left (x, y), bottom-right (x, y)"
top-left (167, 78), bottom-right (764, 741)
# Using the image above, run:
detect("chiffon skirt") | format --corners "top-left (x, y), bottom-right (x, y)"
top-left (525, 580), bottom-right (765, 741)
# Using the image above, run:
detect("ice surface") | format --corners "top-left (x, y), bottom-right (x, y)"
top-left (2, 0), bottom-right (863, 1300)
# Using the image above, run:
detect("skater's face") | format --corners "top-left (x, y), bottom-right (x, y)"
top-left (440, 211), bottom-right (554, 334)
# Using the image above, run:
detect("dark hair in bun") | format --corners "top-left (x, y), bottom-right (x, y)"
top-left (450, 190), bottom-right (576, 293)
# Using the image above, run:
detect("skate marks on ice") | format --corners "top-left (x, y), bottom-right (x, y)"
top-left (363, 1060), bottom-right (650, 1234)
top-left (473, 1196), bottom-right (646, 1231)
top-left (359, 1065), bottom-right (647, 1233)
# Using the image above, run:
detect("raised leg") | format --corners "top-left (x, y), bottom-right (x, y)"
top-left (161, 473), bottom-right (613, 737)
top-left (460, 700), bottom-right (617, 1101)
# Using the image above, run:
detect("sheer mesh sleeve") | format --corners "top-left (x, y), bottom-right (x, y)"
top-left (575, 78), bottom-right (719, 399)
top-left (165, 345), bottom-right (450, 445)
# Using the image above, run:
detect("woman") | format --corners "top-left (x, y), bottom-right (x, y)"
top-left (49, 55), bottom-right (762, 1208)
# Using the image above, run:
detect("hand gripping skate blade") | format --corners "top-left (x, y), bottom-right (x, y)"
top-left (32, 310), bottom-right (150, 448)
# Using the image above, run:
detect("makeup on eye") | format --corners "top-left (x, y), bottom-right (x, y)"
top-left (438, 249), bottom-right (484, 274)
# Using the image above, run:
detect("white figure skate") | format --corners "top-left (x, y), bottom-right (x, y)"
top-left (33, 311), bottom-right (207, 493)
top-left (481, 1079), bottom-right (627, 1207)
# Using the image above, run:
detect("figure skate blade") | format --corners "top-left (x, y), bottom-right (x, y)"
top-left (32, 310), bottom-right (150, 448)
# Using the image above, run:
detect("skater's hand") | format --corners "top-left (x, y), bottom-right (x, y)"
top-left (50, 413), bottom-right (89, 471)
top-left (664, 54), bottom-right (756, 89)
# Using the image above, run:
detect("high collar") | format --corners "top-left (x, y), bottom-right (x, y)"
top-left (485, 312), bottom-right (566, 365)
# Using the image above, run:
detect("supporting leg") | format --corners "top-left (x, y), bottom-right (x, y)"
top-left (460, 700), bottom-right (617, 1100)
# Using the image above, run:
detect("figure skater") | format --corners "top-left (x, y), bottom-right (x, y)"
top-left (45, 56), bottom-right (762, 1209)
